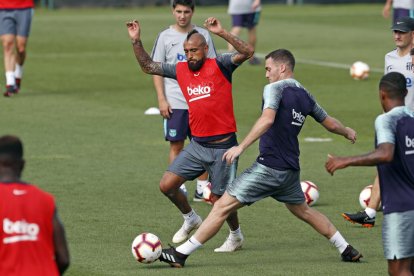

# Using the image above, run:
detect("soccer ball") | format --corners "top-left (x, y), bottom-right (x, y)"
top-left (350, 61), bottom-right (370, 80)
top-left (301, 181), bottom-right (319, 206)
top-left (131, 233), bottom-right (162, 264)
top-left (359, 185), bottom-right (372, 209)
top-left (359, 184), bottom-right (381, 210)
top-left (203, 182), bottom-right (213, 205)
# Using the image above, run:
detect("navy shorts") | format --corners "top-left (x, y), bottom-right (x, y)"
top-left (0, 8), bottom-right (33, 37)
top-left (393, 9), bottom-right (414, 24)
top-left (163, 109), bottom-right (190, 142)
top-left (231, 12), bottom-right (261, 29)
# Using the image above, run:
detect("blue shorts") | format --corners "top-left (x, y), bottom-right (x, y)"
top-left (382, 209), bottom-right (414, 260)
top-left (168, 140), bottom-right (238, 196)
top-left (163, 109), bottom-right (190, 142)
top-left (0, 8), bottom-right (33, 37)
top-left (231, 12), bottom-right (261, 29)
top-left (393, 9), bottom-right (414, 24)
top-left (227, 161), bottom-right (305, 205)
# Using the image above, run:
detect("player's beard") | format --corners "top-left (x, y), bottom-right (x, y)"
top-left (188, 59), bottom-right (204, 72)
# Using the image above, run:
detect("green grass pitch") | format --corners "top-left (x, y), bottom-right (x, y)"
top-left (1, 3), bottom-right (394, 275)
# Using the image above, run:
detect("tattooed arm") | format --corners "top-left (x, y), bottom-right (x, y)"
top-left (126, 20), bottom-right (163, 76)
top-left (203, 17), bottom-right (254, 65)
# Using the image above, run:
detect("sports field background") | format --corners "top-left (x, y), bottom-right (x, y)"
top-left (1, 4), bottom-right (394, 275)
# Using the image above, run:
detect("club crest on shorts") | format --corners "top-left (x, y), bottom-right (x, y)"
top-left (169, 129), bottom-right (177, 137)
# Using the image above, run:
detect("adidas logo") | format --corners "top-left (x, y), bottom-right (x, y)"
top-left (161, 252), bottom-right (176, 263)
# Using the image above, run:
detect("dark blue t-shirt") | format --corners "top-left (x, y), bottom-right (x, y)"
top-left (375, 106), bottom-right (414, 214)
top-left (257, 78), bottom-right (327, 171)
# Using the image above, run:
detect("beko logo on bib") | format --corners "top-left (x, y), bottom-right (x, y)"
top-left (3, 218), bottom-right (39, 244)
top-left (187, 85), bottom-right (212, 102)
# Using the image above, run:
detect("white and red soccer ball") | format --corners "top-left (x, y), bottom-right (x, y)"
top-left (301, 181), bottom-right (320, 206)
top-left (350, 61), bottom-right (370, 80)
top-left (131, 232), bottom-right (162, 264)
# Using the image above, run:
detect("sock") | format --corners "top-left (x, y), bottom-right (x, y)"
top-left (229, 227), bottom-right (242, 239)
top-left (5, 71), bottom-right (15, 86)
top-left (365, 207), bottom-right (376, 219)
top-left (329, 231), bottom-right (348, 254)
top-left (196, 179), bottom-right (209, 193)
top-left (176, 236), bottom-right (202, 255)
top-left (14, 64), bottom-right (23, 79)
top-left (183, 209), bottom-right (198, 224)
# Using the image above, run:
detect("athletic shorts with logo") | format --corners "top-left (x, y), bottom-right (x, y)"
top-left (164, 109), bottom-right (190, 142)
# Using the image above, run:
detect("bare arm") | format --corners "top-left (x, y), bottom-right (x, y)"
top-left (53, 210), bottom-right (70, 275)
top-left (126, 20), bottom-right (163, 76)
top-left (203, 17), bottom-right (254, 65)
top-left (223, 108), bottom-right (276, 164)
top-left (152, 75), bottom-right (171, 119)
top-left (321, 115), bottom-right (356, 143)
top-left (325, 143), bottom-right (394, 175)
top-left (382, 0), bottom-right (392, 18)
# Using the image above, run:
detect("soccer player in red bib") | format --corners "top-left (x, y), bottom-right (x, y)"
top-left (0, 135), bottom-right (70, 275)
top-left (127, 17), bottom-right (254, 252)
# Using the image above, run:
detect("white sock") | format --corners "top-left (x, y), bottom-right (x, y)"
top-left (183, 209), bottom-right (198, 223)
top-left (5, 71), bottom-right (15, 86)
top-left (14, 64), bottom-right (23, 79)
top-left (329, 231), bottom-right (348, 254)
top-left (229, 227), bottom-right (242, 239)
top-left (176, 236), bottom-right (202, 255)
top-left (196, 179), bottom-right (208, 193)
top-left (365, 207), bottom-right (376, 219)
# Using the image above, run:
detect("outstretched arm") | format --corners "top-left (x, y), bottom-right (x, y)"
top-left (203, 17), bottom-right (254, 65)
top-left (321, 116), bottom-right (357, 143)
top-left (325, 143), bottom-right (394, 175)
top-left (126, 20), bottom-right (163, 75)
top-left (223, 108), bottom-right (276, 164)
top-left (53, 209), bottom-right (70, 275)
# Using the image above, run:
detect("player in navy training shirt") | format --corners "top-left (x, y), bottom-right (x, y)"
top-left (158, 49), bottom-right (362, 268)
top-left (326, 72), bottom-right (414, 276)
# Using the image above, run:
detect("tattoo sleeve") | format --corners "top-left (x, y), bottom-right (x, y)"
top-left (132, 40), bottom-right (163, 76)
top-left (218, 30), bottom-right (253, 62)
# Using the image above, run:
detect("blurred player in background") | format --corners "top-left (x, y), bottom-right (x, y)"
top-left (127, 17), bottom-right (254, 251)
top-left (158, 49), bottom-right (362, 268)
top-left (227, 0), bottom-right (261, 65)
top-left (0, 0), bottom-right (34, 97)
top-left (151, 0), bottom-right (216, 202)
top-left (326, 72), bottom-right (414, 276)
top-left (383, 0), bottom-right (414, 23)
top-left (0, 135), bottom-right (70, 275)
top-left (342, 16), bottom-right (414, 227)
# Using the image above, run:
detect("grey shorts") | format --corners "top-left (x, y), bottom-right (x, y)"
top-left (227, 161), bottom-right (305, 205)
top-left (0, 8), bottom-right (33, 37)
top-left (168, 140), bottom-right (238, 196)
top-left (382, 209), bottom-right (414, 260)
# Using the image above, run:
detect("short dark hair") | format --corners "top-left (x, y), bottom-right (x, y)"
top-left (0, 135), bottom-right (23, 161)
top-left (172, 0), bottom-right (194, 11)
top-left (379, 72), bottom-right (407, 100)
top-left (265, 49), bottom-right (295, 72)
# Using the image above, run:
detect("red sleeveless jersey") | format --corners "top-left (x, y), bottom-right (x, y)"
top-left (0, 0), bottom-right (34, 9)
top-left (0, 182), bottom-right (59, 276)
top-left (176, 59), bottom-right (237, 137)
